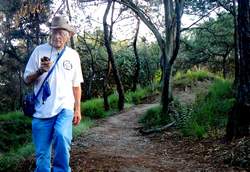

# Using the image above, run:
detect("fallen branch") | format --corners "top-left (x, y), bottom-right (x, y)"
top-left (139, 121), bottom-right (176, 135)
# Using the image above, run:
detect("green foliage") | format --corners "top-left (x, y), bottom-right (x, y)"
top-left (0, 118), bottom-right (92, 172)
top-left (82, 84), bottom-right (160, 119)
top-left (0, 143), bottom-right (34, 172)
top-left (154, 69), bottom-right (162, 83)
top-left (0, 112), bottom-right (31, 153)
top-left (138, 43), bottom-right (160, 86)
top-left (108, 94), bottom-right (119, 109)
top-left (179, 12), bottom-right (234, 75)
top-left (81, 99), bottom-right (107, 119)
top-left (126, 85), bottom-right (159, 105)
top-left (115, 48), bottom-right (135, 90)
top-left (0, 0), bottom-right (52, 112)
top-left (73, 117), bottom-right (93, 137)
top-left (126, 89), bottom-right (147, 104)
top-left (76, 32), bottom-right (160, 99)
top-left (174, 69), bottom-right (217, 88)
top-left (181, 79), bottom-right (235, 138)
top-left (139, 106), bottom-right (172, 129)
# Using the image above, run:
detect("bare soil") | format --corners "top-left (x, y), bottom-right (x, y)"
top-left (68, 103), bottom-right (244, 172)
top-left (18, 83), bottom-right (248, 172)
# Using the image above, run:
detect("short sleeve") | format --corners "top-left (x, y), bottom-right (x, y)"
top-left (72, 52), bottom-right (84, 87)
top-left (23, 48), bottom-right (39, 82)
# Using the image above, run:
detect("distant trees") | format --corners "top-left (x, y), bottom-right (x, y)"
top-left (116, 0), bottom-right (184, 114)
top-left (180, 13), bottom-right (234, 78)
top-left (76, 30), bottom-right (159, 102)
top-left (0, 0), bottom-right (51, 112)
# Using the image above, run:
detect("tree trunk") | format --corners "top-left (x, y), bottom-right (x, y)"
top-left (66, 0), bottom-right (75, 48)
top-left (222, 54), bottom-right (227, 79)
top-left (118, 0), bottom-right (183, 114)
top-left (103, 76), bottom-right (110, 111)
top-left (161, 53), bottom-right (172, 113)
top-left (233, 0), bottom-right (239, 87)
top-left (226, 0), bottom-right (250, 140)
top-left (132, 17), bottom-right (140, 92)
top-left (103, 60), bottom-right (112, 111)
top-left (103, 0), bottom-right (125, 111)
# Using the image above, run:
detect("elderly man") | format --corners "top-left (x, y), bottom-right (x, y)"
top-left (24, 16), bottom-right (83, 172)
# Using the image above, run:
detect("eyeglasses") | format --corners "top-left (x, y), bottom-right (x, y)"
top-left (51, 29), bottom-right (69, 37)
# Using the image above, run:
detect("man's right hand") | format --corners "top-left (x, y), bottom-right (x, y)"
top-left (24, 60), bottom-right (52, 85)
top-left (40, 60), bottom-right (52, 73)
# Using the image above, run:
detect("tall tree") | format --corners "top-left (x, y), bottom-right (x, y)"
top-left (226, 0), bottom-right (250, 140)
top-left (103, 0), bottom-right (125, 110)
top-left (117, 0), bottom-right (184, 113)
top-left (0, 0), bottom-right (51, 112)
top-left (132, 16), bottom-right (140, 91)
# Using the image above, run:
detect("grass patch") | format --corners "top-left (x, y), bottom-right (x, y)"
top-left (0, 84), bottom-right (160, 171)
top-left (0, 112), bottom-right (32, 153)
top-left (125, 87), bottom-right (155, 105)
top-left (181, 79), bottom-right (235, 138)
top-left (108, 94), bottom-right (119, 109)
top-left (139, 105), bottom-right (172, 129)
top-left (174, 69), bottom-right (218, 88)
top-left (0, 143), bottom-right (34, 172)
top-left (0, 111), bottom-right (25, 121)
top-left (73, 117), bottom-right (93, 136)
top-left (81, 98), bottom-right (107, 118)
top-left (0, 117), bottom-right (93, 172)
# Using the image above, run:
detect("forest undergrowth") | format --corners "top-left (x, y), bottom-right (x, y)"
top-left (1, 70), bottom-right (249, 171)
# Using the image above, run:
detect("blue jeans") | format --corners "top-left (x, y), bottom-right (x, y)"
top-left (32, 109), bottom-right (74, 172)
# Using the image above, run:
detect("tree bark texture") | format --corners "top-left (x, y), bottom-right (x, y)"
top-left (103, 0), bottom-right (125, 111)
top-left (226, 0), bottom-right (250, 140)
top-left (233, 0), bottom-right (239, 86)
top-left (66, 0), bottom-right (75, 48)
top-left (132, 17), bottom-right (140, 92)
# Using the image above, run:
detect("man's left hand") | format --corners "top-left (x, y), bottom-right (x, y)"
top-left (73, 110), bottom-right (81, 126)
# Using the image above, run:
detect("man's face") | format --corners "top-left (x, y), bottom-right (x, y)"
top-left (51, 29), bottom-right (69, 50)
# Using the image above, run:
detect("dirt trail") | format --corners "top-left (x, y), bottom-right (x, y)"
top-left (69, 103), bottom-right (238, 172)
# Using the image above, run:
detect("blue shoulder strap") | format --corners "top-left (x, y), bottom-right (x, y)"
top-left (34, 46), bottom-right (66, 99)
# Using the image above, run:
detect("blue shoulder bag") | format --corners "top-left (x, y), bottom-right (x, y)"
top-left (22, 47), bottom-right (66, 117)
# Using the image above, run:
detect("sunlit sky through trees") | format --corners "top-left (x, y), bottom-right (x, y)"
top-left (47, 0), bottom-right (213, 42)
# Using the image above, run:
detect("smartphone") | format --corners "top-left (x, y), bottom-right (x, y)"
top-left (41, 56), bottom-right (50, 62)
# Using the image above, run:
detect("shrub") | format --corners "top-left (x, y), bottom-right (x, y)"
top-left (81, 99), bottom-right (106, 118)
top-left (126, 89), bottom-right (148, 105)
top-left (0, 143), bottom-right (34, 172)
top-left (0, 112), bottom-right (31, 153)
top-left (0, 118), bottom-right (92, 172)
top-left (174, 69), bottom-right (216, 88)
top-left (181, 79), bottom-right (235, 138)
top-left (139, 106), bottom-right (172, 129)
top-left (108, 94), bottom-right (119, 109)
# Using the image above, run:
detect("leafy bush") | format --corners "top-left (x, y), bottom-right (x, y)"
top-left (139, 106), bottom-right (172, 129)
top-left (108, 94), bottom-right (119, 109)
top-left (0, 112), bottom-right (31, 153)
top-left (0, 118), bottom-right (92, 172)
top-left (126, 88), bottom-right (148, 105)
top-left (81, 99), bottom-right (107, 118)
top-left (174, 69), bottom-right (217, 88)
top-left (0, 143), bottom-right (34, 172)
top-left (181, 79), bottom-right (235, 138)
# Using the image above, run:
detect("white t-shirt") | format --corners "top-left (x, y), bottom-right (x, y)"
top-left (24, 43), bottom-right (83, 118)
